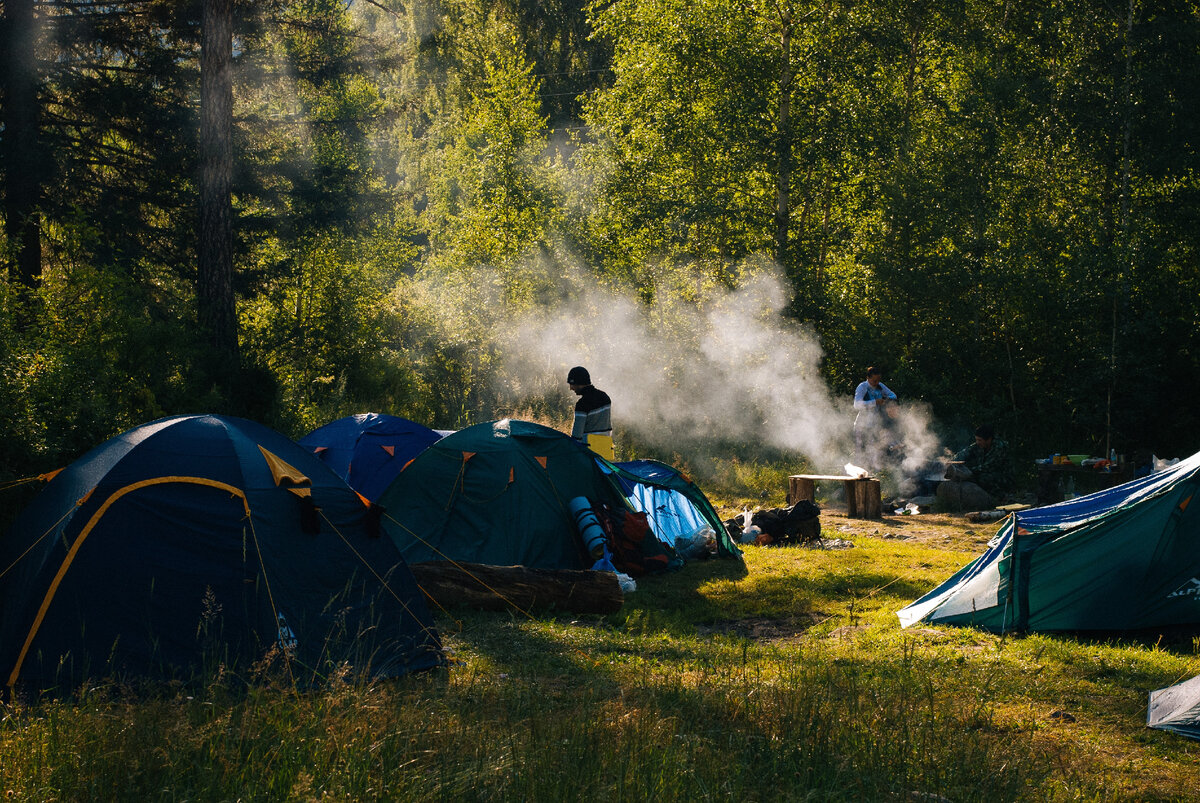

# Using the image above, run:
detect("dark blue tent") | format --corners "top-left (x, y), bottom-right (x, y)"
top-left (300, 413), bottom-right (442, 502)
top-left (0, 415), bottom-right (443, 694)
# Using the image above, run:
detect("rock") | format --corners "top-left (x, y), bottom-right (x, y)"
top-left (936, 480), bottom-right (993, 511)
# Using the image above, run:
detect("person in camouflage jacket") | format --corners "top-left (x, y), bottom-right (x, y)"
top-left (952, 424), bottom-right (1014, 497)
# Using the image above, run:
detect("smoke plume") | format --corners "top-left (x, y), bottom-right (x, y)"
top-left (490, 261), bottom-right (940, 488)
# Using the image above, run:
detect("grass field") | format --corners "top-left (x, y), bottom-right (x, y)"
top-left (3, 505), bottom-right (1200, 800)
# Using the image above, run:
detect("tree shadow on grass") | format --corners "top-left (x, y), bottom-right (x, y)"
top-left (427, 600), bottom-right (1053, 803)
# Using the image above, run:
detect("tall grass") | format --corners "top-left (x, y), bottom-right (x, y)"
top-left (1, 631), bottom-right (1051, 801)
top-left (4, 527), bottom-right (1200, 800)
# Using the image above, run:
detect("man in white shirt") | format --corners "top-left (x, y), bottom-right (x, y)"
top-left (853, 366), bottom-right (898, 469)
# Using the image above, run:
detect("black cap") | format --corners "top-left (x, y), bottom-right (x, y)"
top-left (567, 366), bottom-right (590, 385)
top-left (975, 424), bottom-right (995, 439)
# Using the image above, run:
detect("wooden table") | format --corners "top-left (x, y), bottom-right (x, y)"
top-left (1035, 462), bottom-right (1133, 504)
top-left (788, 474), bottom-right (882, 519)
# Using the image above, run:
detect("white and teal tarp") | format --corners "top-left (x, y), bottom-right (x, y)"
top-left (899, 450), bottom-right (1200, 632)
top-left (1149, 674), bottom-right (1200, 740)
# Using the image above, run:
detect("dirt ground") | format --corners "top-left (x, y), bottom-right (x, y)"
top-left (716, 500), bottom-right (1004, 554)
top-left (819, 506), bottom-right (1003, 552)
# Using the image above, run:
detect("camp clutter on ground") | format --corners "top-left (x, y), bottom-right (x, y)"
top-left (6, 412), bottom-right (1200, 743)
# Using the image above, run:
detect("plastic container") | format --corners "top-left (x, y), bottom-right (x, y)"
top-left (675, 526), bottom-right (714, 560)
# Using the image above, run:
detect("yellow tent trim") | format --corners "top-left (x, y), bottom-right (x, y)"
top-left (258, 445), bottom-right (311, 488)
top-left (7, 476), bottom-right (248, 689)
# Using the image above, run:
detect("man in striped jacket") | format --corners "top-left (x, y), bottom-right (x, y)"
top-left (567, 366), bottom-right (614, 460)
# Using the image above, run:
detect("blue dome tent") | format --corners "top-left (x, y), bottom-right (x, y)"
top-left (0, 415), bottom-right (443, 694)
top-left (608, 459), bottom-right (729, 551)
top-left (299, 413), bottom-right (442, 503)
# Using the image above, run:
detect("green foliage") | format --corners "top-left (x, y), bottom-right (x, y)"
top-left (577, 0), bottom-right (778, 293)
top-left (238, 221), bottom-right (424, 434)
top-left (380, 269), bottom-right (507, 429)
top-left (414, 35), bottom-right (564, 302)
top-left (0, 234), bottom-right (212, 478)
top-left (22, 0), bottom-right (201, 283)
top-left (4, 0), bottom-right (1200, 476)
top-left (237, 0), bottom-right (392, 238)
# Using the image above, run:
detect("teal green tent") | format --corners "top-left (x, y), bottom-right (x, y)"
top-left (377, 419), bottom-right (738, 571)
top-left (899, 451), bottom-right (1200, 632)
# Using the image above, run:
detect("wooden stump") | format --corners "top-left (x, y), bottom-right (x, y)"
top-left (787, 476), bottom-right (816, 505)
top-left (846, 478), bottom-right (882, 519)
top-left (409, 561), bottom-right (624, 614)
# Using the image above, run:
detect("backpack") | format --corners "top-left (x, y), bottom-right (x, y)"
top-left (751, 501), bottom-right (822, 545)
top-left (592, 503), bottom-right (672, 576)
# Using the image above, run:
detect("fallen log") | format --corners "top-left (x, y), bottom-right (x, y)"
top-left (409, 561), bottom-right (624, 614)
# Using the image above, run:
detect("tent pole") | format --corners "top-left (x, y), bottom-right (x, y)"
top-left (1002, 513), bottom-right (1018, 634)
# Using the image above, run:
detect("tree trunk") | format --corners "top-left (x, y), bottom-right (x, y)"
top-left (773, 15), bottom-right (793, 266)
top-left (2, 0), bottom-right (43, 296)
top-left (198, 0), bottom-right (238, 362)
top-left (409, 561), bottom-right (624, 614)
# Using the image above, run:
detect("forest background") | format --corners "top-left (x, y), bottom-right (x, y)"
top-left (2, 0), bottom-right (1198, 494)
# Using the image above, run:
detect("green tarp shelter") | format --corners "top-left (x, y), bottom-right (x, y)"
top-left (898, 450), bottom-right (1200, 632)
top-left (377, 419), bottom-right (738, 571)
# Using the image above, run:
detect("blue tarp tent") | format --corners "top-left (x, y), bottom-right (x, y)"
top-left (608, 459), bottom-right (731, 552)
top-left (299, 413), bottom-right (442, 502)
top-left (899, 451), bottom-right (1200, 632)
top-left (0, 415), bottom-right (443, 694)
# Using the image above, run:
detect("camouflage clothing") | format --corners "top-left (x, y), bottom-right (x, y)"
top-left (954, 438), bottom-right (1014, 495)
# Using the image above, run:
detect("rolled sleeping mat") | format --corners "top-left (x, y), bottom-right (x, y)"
top-left (569, 496), bottom-right (607, 559)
